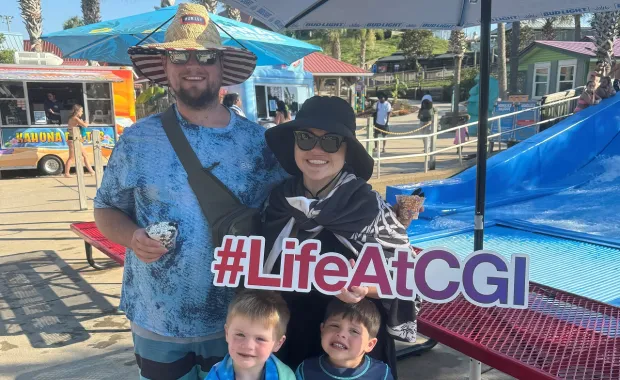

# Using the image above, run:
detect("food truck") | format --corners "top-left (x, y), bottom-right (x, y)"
top-left (0, 64), bottom-right (136, 175)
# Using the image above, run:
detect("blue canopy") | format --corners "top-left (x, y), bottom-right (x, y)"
top-left (42, 5), bottom-right (320, 66)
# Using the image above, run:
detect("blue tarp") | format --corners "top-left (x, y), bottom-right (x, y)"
top-left (42, 6), bottom-right (320, 66)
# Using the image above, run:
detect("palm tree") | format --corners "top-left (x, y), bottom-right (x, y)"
top-left (541, 18), bottom-right (556, 40)
top-left (591, 11), bottom-right (620, 76)
top-left (509, 22), bottom-right (521, 94)
top-left (63, 16), bottom-right (85, 30)
top-left (574, 14), bottom-right (582, 41)
top-left (81, 0), bottom-right (101, 25)
top-left (321, 30), bottom-right (342, 60)
top-left (192, 0), bottom-right (218, 13)
top-left (225, 5), bottom-right (241, 21)
top-left (18, 0), bottom-right (43, 52)
top-left (155, 0), bottom-right (175, 9)
top-left (358, 29), bottom-right (375, 68)
top-left (497, 23), bottom-right (508, 99)
top-left (449, 30), bottom-right (466, 127)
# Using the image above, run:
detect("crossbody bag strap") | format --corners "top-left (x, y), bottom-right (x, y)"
top-left (160, 107), bottom-right (240, 224)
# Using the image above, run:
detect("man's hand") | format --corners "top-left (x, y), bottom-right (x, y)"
top-left (131, 228), bottom-right (168, 263)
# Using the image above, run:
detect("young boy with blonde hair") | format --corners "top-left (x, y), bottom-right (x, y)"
top-left (207, 290), bottom-right (295, 380)
top-left (295, 298), bottom-right (394, 380)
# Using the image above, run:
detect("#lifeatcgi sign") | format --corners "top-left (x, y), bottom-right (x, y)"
top-left (211, 236), bottom-right (530, 309)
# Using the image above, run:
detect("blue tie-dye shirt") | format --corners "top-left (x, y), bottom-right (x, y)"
top-left (94, 105), bottom-right (287, 338)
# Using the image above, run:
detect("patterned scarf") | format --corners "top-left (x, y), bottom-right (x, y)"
top-left (262, 172), bottom-right (421, 343)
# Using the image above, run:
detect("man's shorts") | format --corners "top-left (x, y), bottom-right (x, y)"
top-left (132, 330), bottom-right (228, 380)
top-left (374, 123), bottom-right (389, 137)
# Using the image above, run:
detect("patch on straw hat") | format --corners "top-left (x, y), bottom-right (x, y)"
top-left (128, 3), bottom-right (256, 87)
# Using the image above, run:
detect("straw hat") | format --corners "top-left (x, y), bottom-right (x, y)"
top-left (128, 3), bottom-right (257, 86)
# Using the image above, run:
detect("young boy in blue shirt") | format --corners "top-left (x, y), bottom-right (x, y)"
top-left (207, 290), bottom-right (296, 380)
top-left (295, 299), bottom-right (394, 380)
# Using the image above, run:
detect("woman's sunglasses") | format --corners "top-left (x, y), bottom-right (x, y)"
top-left (167, 51), bottom-right (219, 65)
top-left (294, 130), bottom-right (345, 153)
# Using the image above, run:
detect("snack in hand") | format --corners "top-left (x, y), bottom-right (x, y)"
top-left (395, 188), bottom-right (425, 225)
top-left (145, 222), bottom-right (178, 250)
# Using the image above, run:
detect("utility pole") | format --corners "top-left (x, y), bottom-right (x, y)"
top-left (0, 15), bottom-right (14, 32)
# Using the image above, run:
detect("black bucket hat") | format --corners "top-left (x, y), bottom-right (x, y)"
top-left (265, 96), bottom-right (374, 181)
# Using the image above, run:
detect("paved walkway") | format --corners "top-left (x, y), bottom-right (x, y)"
top-left (0, 105), bottom-right (513, 379)
top-left (0, 174), bottom-right (513, 380)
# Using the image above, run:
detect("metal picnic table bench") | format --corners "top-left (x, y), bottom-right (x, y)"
top-left (70, 221), bottom-right (620, 379)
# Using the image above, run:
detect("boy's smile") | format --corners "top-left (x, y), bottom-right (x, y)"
top-left (320, 314), bottom-right (378, 369)
top-left (225, 315), bottom-right (285, 376)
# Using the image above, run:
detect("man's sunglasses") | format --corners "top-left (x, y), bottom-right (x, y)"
top-left (294, 130), bottom-right (345, 153)
top-left (167, 51), bottom-right (219, 65)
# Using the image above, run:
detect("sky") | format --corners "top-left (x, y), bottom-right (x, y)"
top-left (3, 0), bottom-right (483, 40)
top-left (3, 0), bottom-right (199, 37)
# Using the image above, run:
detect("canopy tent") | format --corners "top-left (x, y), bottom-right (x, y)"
top-left (217, 1), bottom-right (604, 32)
top-left (42, 5), bottom-right (321, 67)
top-left (215, 0), bottom-right (620, 285)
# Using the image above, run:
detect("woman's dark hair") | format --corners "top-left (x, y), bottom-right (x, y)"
top-left (277, 100), bottom-right (289, 119)
top-left (421, 99), bottom-right (432, 110)
top-left (223, 93), bottom-right (239, 108)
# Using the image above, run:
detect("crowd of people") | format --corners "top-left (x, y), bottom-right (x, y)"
top-left (93, 4), bottom-right (421, 380)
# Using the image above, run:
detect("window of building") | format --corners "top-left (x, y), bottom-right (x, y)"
top-left (533, 62), bottom-right (551, 98)
top-left (0, 82), bottom-right (27, 126)
top-left (557, 59), bottom-right (577, 92)
top-left (85, 83), bottom-right (113, 125)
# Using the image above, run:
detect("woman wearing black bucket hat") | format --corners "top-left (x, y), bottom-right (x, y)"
top-left (261, 96), bottom-right (422, 377)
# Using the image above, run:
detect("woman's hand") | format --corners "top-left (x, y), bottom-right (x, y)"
top-left (337, 286), bottom-right (369, 303)
top-left (336, 259), bottom-right (369, 303)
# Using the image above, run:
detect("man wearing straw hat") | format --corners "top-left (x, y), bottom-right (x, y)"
top-left (94, 4), bottom-right (287, 379)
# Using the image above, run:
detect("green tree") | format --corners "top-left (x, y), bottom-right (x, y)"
top-left (591, 11), bottom-right (620, 76)
top-left (0, 34), bottom-right (15, 64)
top-left (318, 30), bottom-right (343, 60)
top-left (225, 5), bottom-right (241, 21)
top-left (63, 16), bottom-right (85, 30)
top-left (497, 23), bottom-right (508, 99)
top-left (398, 30), bottom-right (434, 70)
top-left (18, 0), bottom-right (43, 52)
top-left (357, 29), bottom-right (375, 68)
top-left (192, 0), bottom-right (218, 13)
top-left (81, 0), bottom-right (101, 25)
top-left (574, 14), bottom-right (583, 41)
top-left (449, 30), bottom-right (466, 128)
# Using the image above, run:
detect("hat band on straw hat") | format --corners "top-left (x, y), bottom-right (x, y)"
top-left (128, 3), bottom-right (257, 87)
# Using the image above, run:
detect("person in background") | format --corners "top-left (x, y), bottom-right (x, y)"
top-left (275, 100), bottom-right (291, 125)
top-left (596, 76), bottom-right (616, 100)
top-left (65, 104), bottom-right (96, 178)
top-left (421, 90), bottom-right (432, 104)
top-left (373, 93), bottom-right (392, 154)
top-left (222, 93), bottom-right (246, 118)
top-left (417, 99), bottom-right (434, 153)
top-left (44, 92), bottom-right (62, 125)
top-left (574, 81), bottom-right (601, 113)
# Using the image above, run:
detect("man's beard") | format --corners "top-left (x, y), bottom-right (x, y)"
top-left (174, 81), bottom-right (220, 110)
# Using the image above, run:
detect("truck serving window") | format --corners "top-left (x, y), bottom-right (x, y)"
top-left (86, 83), bottom-right (113, 125)
top-left (0, 82), bottom-right (28, 126)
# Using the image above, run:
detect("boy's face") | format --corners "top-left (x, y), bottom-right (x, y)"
top-left (225, 315), bottom-right (285, 373)
top-left (320, 314), bottom-right (377, 368)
